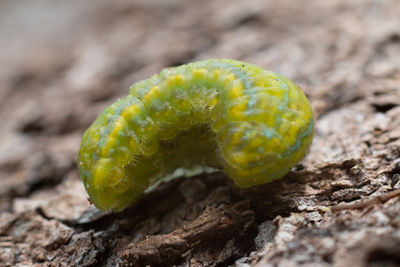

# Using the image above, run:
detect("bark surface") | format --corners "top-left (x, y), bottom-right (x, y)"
top-left (0, 0), bottom-right (399, 266)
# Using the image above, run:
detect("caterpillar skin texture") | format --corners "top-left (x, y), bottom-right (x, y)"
top-left (78, 59), bottom-right (314, 211)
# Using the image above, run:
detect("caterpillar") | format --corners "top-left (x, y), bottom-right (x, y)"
top-left (78, 59), bottom-right (314, 211)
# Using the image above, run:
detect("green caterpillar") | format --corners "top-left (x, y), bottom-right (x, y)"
top-left (78, 59), bottom-right (314, 211)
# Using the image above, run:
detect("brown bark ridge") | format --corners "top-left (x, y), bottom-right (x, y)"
top-left (0, 0), bottom-right (399, 266)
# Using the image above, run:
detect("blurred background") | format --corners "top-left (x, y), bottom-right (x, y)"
top-left (0, 0), bottom-right (400, 265)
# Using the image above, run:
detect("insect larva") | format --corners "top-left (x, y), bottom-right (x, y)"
top-left (78, 59), bottom-right (314, 211)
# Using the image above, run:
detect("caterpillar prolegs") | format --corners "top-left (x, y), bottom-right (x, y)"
top-left (78, 59), bottom-right (314, 211)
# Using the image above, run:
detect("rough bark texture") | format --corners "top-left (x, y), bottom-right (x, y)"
top-left (1, 0), bottom-right (400, 266)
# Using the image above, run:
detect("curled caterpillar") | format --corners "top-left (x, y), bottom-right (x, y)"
top-left (78, 59), bottom-right (314, 211)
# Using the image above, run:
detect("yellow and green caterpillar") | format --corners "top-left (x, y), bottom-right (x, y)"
top-left (78, 59), bottom-right (314, 211)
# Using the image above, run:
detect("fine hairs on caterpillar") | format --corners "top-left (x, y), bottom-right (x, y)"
top-left (78, 59), bottom-right (314, 211)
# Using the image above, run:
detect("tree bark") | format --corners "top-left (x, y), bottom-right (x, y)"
top-left (0, 0), bottom-right (399, 266)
